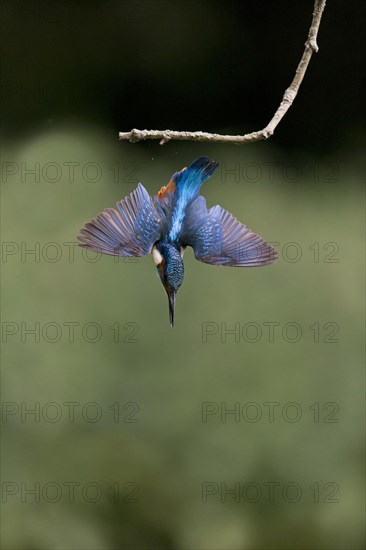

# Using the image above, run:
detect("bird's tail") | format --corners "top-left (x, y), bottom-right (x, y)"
top-left (173, 156), bottom-right (219, 204)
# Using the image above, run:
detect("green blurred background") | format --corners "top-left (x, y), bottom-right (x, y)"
top-left (1, 1), bottom-right (365, 549)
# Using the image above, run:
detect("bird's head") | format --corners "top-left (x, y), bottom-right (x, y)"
top-left (152, 243), bottom-right (184, 327)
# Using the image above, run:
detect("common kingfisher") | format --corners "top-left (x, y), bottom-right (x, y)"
top-left (78, 157), bottom-right (277, 326)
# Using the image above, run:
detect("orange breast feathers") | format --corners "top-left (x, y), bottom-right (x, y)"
top-left (157, 178), bottom-right (176, 200)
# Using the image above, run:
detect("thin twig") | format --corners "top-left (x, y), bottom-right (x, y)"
top-left (119, 0), bottom-right (326, 146)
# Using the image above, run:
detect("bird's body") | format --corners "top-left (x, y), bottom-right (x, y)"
top-left (78, 157), bottom-right (277, 325)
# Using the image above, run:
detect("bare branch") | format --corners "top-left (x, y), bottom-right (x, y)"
top-left (119, 0), bottom-right (326, 146)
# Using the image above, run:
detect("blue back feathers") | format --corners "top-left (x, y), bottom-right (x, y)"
top-left (169, 157), bottom-right (219, 242)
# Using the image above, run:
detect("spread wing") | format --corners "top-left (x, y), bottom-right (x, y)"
top-left (182, 198), bottom-right (277, 266)
top-left (78, 183), bottom-right (163, 256)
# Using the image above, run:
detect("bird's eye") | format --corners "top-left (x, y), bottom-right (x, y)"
top-left (152, 247), bottom-right (163, 266)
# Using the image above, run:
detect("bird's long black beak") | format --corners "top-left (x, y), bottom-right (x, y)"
top-left (167, 288), bottom-right (176, 327)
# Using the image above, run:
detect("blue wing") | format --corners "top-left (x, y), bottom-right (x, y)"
top-left (182, 198), bottom-right (277, 266)
top-left (78, 184), bottom-right (162, 256)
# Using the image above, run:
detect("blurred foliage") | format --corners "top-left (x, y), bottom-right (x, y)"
top-left (1, 128), bottom-right (364, 549)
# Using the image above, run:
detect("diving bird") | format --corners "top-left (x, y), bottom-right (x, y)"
top-left (78, 157), bottom-right (277, 326)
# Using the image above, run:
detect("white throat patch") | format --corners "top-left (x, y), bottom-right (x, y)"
top-left (152, 246), bottom-right (163, 266)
